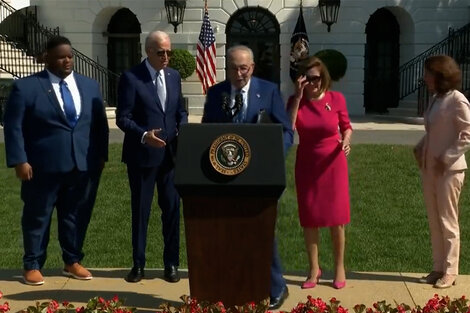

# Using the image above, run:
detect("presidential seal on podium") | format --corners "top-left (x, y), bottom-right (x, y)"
top-left (209, 133), bottom-right (251, 176)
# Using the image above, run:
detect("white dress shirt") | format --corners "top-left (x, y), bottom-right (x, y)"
top-left (48, 70), bottom-right (82, 118)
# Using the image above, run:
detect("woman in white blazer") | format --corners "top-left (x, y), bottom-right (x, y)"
top-left (414, 55), bottom-right (470, 288)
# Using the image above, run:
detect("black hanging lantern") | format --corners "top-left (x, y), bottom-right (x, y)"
top-left (164, 0), bottom-right (186, 33)
top-left (318, 0), bottom-right (340, 32)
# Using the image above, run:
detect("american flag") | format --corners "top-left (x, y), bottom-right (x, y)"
top-left (196, 9), bottom-right (216, 94)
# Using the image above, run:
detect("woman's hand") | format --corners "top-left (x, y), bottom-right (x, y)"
top-left (294, 75), bottom-right (309, 100)
top-left (338, 139), bottom-right (351, 156)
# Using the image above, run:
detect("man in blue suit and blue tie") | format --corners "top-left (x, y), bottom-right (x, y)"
top-left (116, 30), bottom-right (188, 283)
top-left (3, 36), bottom-right (109, 286)
top-left (202, 45), bottom-right (293, 309)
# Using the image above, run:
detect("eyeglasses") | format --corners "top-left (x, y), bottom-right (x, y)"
top-left (306, 75), bottom-right (321, 83)
top-left (155, 50), bottom-right (173, 57)
top-left (229, 65), bottom-right (252, 75)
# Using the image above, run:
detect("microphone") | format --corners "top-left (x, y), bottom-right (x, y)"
top-left (233, 92), bottom-right (243, 117)
top-left (221, 92), bottom-right (232, 118)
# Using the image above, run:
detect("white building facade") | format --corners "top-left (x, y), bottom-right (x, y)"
top-left (3, 0), bottom-right (470, 115)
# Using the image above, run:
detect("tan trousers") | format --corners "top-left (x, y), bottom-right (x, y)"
top-left (421, 169), bottom-right (464, 275)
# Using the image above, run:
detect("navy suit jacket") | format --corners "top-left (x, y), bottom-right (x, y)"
top-left (4, 70), bottom-right (109, 173)
top-left (202, 77), bottom-right (294, 152)
top-left (116, 61), bottom-right (188, 167)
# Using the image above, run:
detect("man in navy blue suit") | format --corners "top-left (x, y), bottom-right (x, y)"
top-left (3, 36), bottom-right (109, 286)
top-left (202, 45), bottom-right (293, 309)
top-left (116, 30), bottom-right (188, 283)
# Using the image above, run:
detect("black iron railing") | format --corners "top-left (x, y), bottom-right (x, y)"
top-left (0, 0), bottom-right (119, 106)
top-left (416, 79), bottom-right (429, 117)
top-left (399, 23), bottom-right (470, 116)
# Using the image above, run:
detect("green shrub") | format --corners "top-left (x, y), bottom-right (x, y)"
top-left (169, 49), bottom-right (196, 80)
top-left (314, 49), bottom-right (347, 81)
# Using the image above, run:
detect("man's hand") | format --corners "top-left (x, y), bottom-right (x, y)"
top-left (144, 129), bottom-right (167, 148)
top-left (15, 162), bottom-right (33, 181)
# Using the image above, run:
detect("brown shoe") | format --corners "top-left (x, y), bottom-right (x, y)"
top-left (63, 263), bottom-right (93, 280)
top-left (434, 274), bottom-right (457, 289)
top-left (23, 269), bottom-right (44, 286)
top-left (418, 271), bottom-right (443, 284)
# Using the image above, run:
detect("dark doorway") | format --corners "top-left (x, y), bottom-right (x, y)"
top-left (364, 8), bottom-right (399, 113)
top-left (107, 8), bottom-right (141, 75)
top-left (226, 7), bottom-right (280, 85)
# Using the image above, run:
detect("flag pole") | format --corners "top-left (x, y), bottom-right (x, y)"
top-left (204, 0), bottom-right (208, 12)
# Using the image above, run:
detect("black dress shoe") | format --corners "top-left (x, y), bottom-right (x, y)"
top-left (269, 286), bottom-right (289, 310)
top-left (126, 267), bottom-right (144, 283)
top-left (164, 265), bottom-right (180, 282)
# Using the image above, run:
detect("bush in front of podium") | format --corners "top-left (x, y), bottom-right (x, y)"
top-left (160, 295), bottom-right (269, 313)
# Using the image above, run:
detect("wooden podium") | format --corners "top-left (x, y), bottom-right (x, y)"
top-left (174, 124), bottom-right (286, 307)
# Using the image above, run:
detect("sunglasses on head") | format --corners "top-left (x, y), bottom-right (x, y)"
top-left (306, 75), bottom-right (321, 83)
top-left (155, 50), bottom-right (173, 57)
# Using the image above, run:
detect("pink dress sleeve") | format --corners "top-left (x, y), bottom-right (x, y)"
top-left (332, 91), bottom-right (352, 132)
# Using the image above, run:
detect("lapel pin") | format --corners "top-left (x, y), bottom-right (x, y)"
top-left (325, 103), bottom-right (331, 111)
top-left (256, 93), bottom-right (260, 98)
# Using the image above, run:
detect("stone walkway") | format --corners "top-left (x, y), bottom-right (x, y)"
top-left (1, 269), bottom-right (469, 312)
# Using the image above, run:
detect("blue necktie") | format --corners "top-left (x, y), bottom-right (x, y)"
top-left (59, 80), bottom-right (77, 127)
top-left (233, 91), bottom-right (245, 123)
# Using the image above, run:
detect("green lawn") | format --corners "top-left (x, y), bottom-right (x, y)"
top-left (1, 143), bottom-right (470, 274)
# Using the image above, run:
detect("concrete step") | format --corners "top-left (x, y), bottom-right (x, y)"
top-left (189, 106), bottom-right (204, 116)
top-left (398, 99), bottom-right (418, 109)
top-left (0, 71), bottom-right (14, 79)
top-left (388, 106), bottom-right (419, 117)
top-left (367, 113), bottom-right (424, 125)
top-left (0, 40), bottom-right (42, 77)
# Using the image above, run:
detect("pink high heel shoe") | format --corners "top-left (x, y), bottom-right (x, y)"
top-left (333, 280), bottom-right (346, 289)
top-left (301, 269), bottom-right (322, 289)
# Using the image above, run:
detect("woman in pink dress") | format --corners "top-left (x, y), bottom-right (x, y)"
top-left (287, 56), bottom-right (352, 289)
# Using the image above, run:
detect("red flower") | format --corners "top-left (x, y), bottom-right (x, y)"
top-left (47, 300), bottom-right (59, 313)
top-left (337, 306), bottom-right (348, 313)
top-left (0, 303), bottom-right (9, 313)
top-left (76, 306), bottom-right (85, 313)
top-left (113, 295), bottom-right (119, 303)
